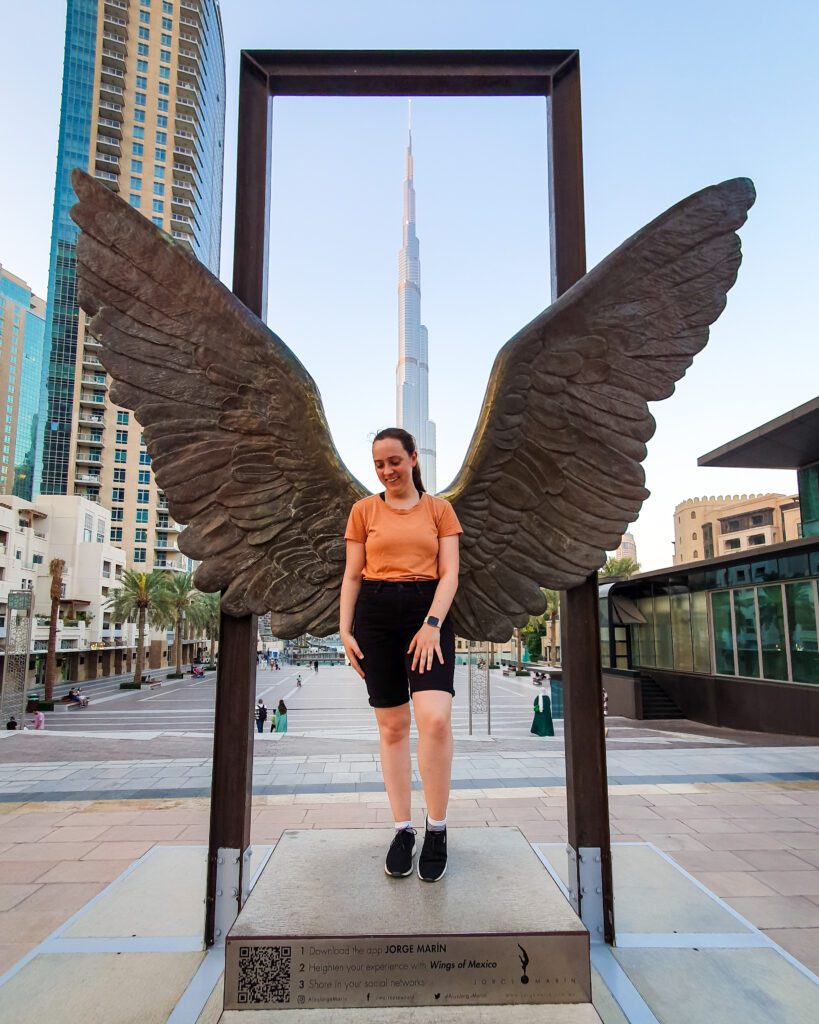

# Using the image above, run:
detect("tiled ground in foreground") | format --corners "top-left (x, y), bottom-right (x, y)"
top-left (1, 781), bottom-right (818, 978)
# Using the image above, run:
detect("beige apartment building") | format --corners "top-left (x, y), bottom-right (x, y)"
top-left (40, 0), bottom-right (225, 577)
top-left (673, 493), bottom-right (802, 564)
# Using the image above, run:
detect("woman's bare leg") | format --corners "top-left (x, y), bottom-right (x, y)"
top-left (412, 691), bottom-right (453, 821)
top-left (374, 704), bottom-right (412, 822)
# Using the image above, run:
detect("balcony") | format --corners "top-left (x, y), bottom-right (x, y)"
top-left (94, 171), bottom-right (119, 191)
top-left (171, 234), bottom-right (193, 249)
top-left (179, 48), bottom-right (198, 62)
top-left (171, 196), bottom-right (195, 215)
top-left (102, 30), bottom-right (127, 50)
top-left (78, 412), bottom-right (105, 427)
top-left (172, 178), bottom-right (195, 196)
top-left (179, 31), bottom-right (200, 47)
top-left (101, 47), bottom-right (126, 66)
top-left (174, 144), bottom-right (195, 159)
top-left (103, 14), bottom-right (127, 29)
top-left (176, 96), bottom-right (198, 116)
top-left (75, 451), bottom-right (103, 465)
top-left (100, 81), bottom-right (124, 100)
top-left (76, 473), bottom-right (102, 485)
top-left (95, 152), bottom-right (120, 171)
top-left (82, 352), bottom-right (104, 368)
top-left (83, 336), bottom-right (103, 349)
top-left (77, 433), bottom-right (105, 447)
top-left (98, 117), bottom-right (123, 138)
top-left (96, 134), bottom-right (121, 154)
top-left (173, 161), bottom-right (195, 183)
top-left (99, 100), bottom-right (124, 119)
top-left (74, 489), bottom-right (101, 502)
top-left (79, 392), bottom-right (106, 408)
top-left (82, 375), bottom-right (108, 390)
top-left (105, 0), bottom-right (128, 10)
top-left (155, 520), bottom-right (181, 533)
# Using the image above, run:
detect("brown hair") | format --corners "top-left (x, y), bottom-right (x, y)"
top-left (372, 427), bottom-right (426, 494)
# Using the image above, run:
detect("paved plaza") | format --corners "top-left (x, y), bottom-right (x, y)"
top-left (1, 664), bottom-right (819, 1016)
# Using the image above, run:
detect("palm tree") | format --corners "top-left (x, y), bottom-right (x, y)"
top-left (600, 556), bottom-right (641, 578)
top-left (105, 570), bottom-right (170, 685)
top-left (161, 572), bottom-right (208, 676)
top-left (44, 558), bottom-right (65, 701)
top-left (200, 591), bottom-right (220, 664)
top-left (542, 589), bottom-right (561, 664)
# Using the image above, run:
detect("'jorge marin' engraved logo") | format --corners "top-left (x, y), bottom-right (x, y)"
top-left (517, 944), bottom-right (530, 985)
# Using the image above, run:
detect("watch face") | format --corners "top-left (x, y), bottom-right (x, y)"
top-left (427, 616), bottom-right (440, 627)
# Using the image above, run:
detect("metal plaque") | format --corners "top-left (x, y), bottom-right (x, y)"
top-left (0, 590), bottom-right (34, 724)
top-left (225, 931), bottom-right (589, 1010)
top-left (467, 639), bottom-right (491, 734)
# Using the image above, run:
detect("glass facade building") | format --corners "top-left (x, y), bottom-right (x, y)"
top-left (603, 542), bottom-right (819, 688)
top-left (36, 0), bottom-right (225, 576)
top-left (0, 268), bottom-right (46, 500)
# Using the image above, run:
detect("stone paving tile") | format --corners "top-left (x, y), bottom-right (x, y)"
top-left (45, 825), bottom-right (111, 843)
top-left (693, 871), bottom-right (778, 897)
top-left (34, 860), bottom-right (129, 884)
top-left (697, 832), bottom-right (788, 851)
top-left (724, 894), bottom-right (819, 928)
top-left (752, 871), bottom-right (819, 896)
top-left (671, 850), bottom-right (754, 872)
top-left (0, 842), bottom-right (100, 862)
top-left (0, 862), bottom-right (58, 884)
top-left (81, 841), bottom-right (154, 860)
top-left (791, 850), bottom-right (819, 868)
top-left (94, 824), bottom-right (187, 842)
top-left (0, 943), bottom-right (33, 975)
top-left (0, 884), bottom-right (41, 912)
top-left (764, 928), bottom-right (819, 971)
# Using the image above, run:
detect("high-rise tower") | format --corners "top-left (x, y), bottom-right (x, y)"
top-left (396, 108), bottom-right (436, 494)
top-left (35, 0), bottom-right (225, 573)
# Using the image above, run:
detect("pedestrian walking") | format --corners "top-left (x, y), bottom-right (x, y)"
top-left (33, 709), bottom-right (45, 730)
top-left (530, 691), bottom-right (554, 737)
top-left (254, 699), bottom-right (267, 733)
top-left (275, 699), bottom-right (288, 733)
top-left (296, 674), bottom-right (302, 688)
top-left (313, 659), bottom-right (319, 673)
top-left (341, 427), bottom-right (462, 883)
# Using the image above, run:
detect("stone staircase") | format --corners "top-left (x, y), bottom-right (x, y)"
top-left (639, 674), bottom-right (686, 720)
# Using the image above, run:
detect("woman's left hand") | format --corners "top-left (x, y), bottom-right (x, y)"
top-left (408, 624), bottom-right (444, 674)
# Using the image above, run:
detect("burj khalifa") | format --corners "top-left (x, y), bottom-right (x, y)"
top-left (395, 111), bottom-right (437, 494)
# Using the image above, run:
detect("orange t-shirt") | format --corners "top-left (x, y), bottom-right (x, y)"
top-left (344, 493), bottom-right (462, 581)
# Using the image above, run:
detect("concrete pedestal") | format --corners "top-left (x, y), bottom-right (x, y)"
top-left (225, 828), bottom-right (590, 1012)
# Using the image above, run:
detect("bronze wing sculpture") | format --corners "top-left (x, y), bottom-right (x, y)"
top-left (70, 169), bottom-right (754, 641)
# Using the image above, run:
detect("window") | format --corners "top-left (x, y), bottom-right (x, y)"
top-left (157, 99), bottom-right (168, 112)
top-left (97, 519), bottom-right (105, 543)
top-left (134, 548), bottom-right (147, 563)
top-left (129, 194), bottom-right (141, 208)
top-left (136, 509), bottom-right (149, 524)
top-left (83, 513), bottom-right (93, 542)
top-left (692, 532), bottom-right (697, 541)
top-left (111, 508), bottom-right (124, 522)
top-left (113, 469), bottom-right (126, 482)
top-left (153, 199), bottom-right (164, 213)
top-left (152, 216), bottom-right (163, 227)
top-left (141, 0), bottom-right (152, 6)
top-left (162, 16), bottom-right (172, 29)
top-left (154, 182), bottom-right (165, 196)
top-left (163, 1), bottom-right (172, 12)
top-left (136, 75), bottom-right (148, 90)
top-left (161, 49), bottom-right (171, 63)
top-left (158, 83), bottom-right (169, 96)
top-left (115, 449), bottom-right (127, 463)
top-left (157, 114), bottom-right (168, 128)
top-left (134, 128), bottom-right (145, 143)
top-left (32, 553), bottom-right (44, 565)
top-left (135, 528), bottom-right (148, 542)
top-left (112, 488), bottom-right (125, 502)
top-left (110, 526), bottom-right (122, 543)
top-left (138, 43), bottom-right (149, 56)
top-left (117, 411), bottom-right (129, 424)
top-left (130, 176), bottom-right (142, 191)
top-left (156, 131), bottom-right (167, 145)
top-left (748, 534), bottom-right (766, 546)
top-left (139, 9), bottom-right (151, 22)
top-left (159, 66), bottom-right (170, 80)
top-left (135, 92), bottom-right (146, 106)
top-left (134, 108), bottom-right (146, 122)
top-left (155, 147), bottom-right (166, 161)
top-left (161, 33), bottom-right (172, 46)
top-left (725, 538), bottom-right (741, 551)
top-left (139, 26), bottom-right (150, 39)
top-left (140, 452), bottom-right (151, 465)
top-left (131, 159), bottom-right (143, 173)
top-left (115, 429), bottom-right (128, 444)
top-left (138, 470), bottom-right (150, 484)
top-left (137, 489), bottom-right (150, 503)
top-left (154, 165), bottom-right (165, 179)
top-left (137, 59), bottom-right (148, 72)
top-left (690, 511), bottom-right (696, 519)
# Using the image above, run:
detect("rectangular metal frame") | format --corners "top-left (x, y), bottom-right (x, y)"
top-left (207, 47), bottom-right (614, 946)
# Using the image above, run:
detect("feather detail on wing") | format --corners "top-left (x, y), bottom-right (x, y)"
top-left (70, 169), bottom-right (367, 636)
top-left (441, 178), bottom-right (755, 641)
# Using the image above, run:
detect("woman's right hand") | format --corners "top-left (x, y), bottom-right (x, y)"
top-left (341, 631), bottom-right (365, 679)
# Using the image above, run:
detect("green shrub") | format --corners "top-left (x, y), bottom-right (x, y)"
top-left (516, 669), bottom-right (530, 676)
top-left (119, 682), bottom-right (141, 690)
top-left (167, 672), bottom-right (184, 679)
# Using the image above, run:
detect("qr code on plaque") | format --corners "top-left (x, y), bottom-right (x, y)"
top-left (237, 945), bottom-right (292, 1004)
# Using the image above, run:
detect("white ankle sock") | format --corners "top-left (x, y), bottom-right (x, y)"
top-left (427, 816), bottom-right (447, 832)
top-left (394, 820), bottom-right (412, 832)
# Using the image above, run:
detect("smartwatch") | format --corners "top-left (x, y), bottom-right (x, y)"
top-left (424, 615), bottom-right (441, 629)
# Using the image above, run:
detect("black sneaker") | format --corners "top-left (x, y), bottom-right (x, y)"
top-left (385, 827), bottom-right (416, 877)
top-left (418, 821), bottom-right (447, 882)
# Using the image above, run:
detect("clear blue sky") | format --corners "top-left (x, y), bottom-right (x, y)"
top-left (2, 1), bottom-right (818, 570)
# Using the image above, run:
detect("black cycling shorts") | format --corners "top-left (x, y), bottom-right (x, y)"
top-left (353, 579), bottom-right (455, 708)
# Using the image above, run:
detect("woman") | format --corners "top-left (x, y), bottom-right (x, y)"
top-left (275, 700), bottom-right (288, 733)
top-left (341, 427), bottom-right (461, 883)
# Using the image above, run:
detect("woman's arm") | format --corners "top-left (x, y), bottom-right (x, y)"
top-left (408, 534), bottom-right (460, 673)
top-left (340, 540), bottom-right (366, 678)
